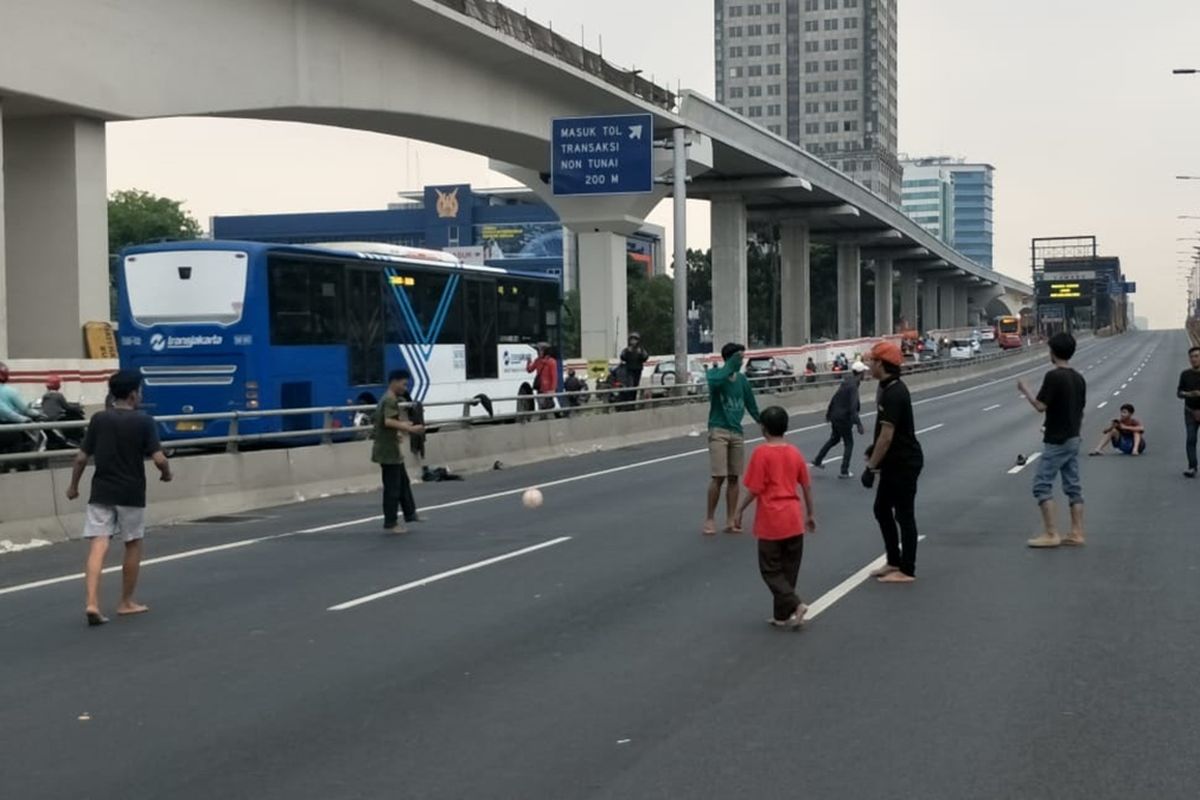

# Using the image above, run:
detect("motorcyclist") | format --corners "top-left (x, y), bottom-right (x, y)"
top-left (40, 375), bottom-right (84, 422)
top-left (619, 333), bottom-right (650, 389)
top-left (0, 362), bottom-right (35, 423)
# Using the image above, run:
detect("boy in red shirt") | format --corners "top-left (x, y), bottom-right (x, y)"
top-left (734, 406), bottom-right (817, 629)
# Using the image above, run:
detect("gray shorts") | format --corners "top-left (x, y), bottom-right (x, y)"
top-left (83, 504), bottom-right (147, 542)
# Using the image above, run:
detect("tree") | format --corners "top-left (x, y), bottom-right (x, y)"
top-left (627, 274), bottom-right (676, 355)
top-left (810, 243), bottom-right (838, 340)
top-left (108, 189), bottom-right (203, 317)
top-left (108, 189), bottom-right (202, 255)
top-left (562, 289), bottom-right (582, 359)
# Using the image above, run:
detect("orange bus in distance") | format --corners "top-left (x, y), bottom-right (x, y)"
top-left (996, 316), bottom-right (1022, 349)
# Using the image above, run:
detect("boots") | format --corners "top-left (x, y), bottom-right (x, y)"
top-left (1063, 504), bottom-right (1086, 546)
top-left (1027, 501), bottom-right (1062, 548)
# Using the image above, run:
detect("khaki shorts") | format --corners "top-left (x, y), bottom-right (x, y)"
top-left (83, 504), bottom-right (146, 542)
top-left (708, 428), bottom-right (745, 478)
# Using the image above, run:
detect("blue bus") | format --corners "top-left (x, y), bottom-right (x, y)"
top-left (116, 241), bottom-right (562, 440)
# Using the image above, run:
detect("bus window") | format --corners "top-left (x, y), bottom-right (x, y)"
top-left (268, 258), bottom-right (346, 345)
top-left (464, 278), bottom-right (498, 379)
top-left (385, 270), bottom-right (463, 345)
top-left (125, 250), bottom-right (248, 326)
top-left (497, 278), bottom-right (552, 344)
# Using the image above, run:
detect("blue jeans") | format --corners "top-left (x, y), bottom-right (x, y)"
top-left (1034, 437), bottom-right (1083, 506)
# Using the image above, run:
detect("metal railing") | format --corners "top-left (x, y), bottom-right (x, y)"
top-left (0, 347), bottom-right (1032, 469)
top-left (431, 0), bottom-right (676, 110)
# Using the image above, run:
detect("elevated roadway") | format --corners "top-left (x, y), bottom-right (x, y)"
top-left (0, 0), bottom-right (1029, 360)
top-left (2, 331), bottom-right (1196, 799)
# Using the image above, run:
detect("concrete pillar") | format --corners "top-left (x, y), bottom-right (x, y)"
top-left (711, 195), bottom-right (748, 348)
top-left (921, 277), bottom-right (940, 332)
top-left (577, 232), bottom-right (628, 360)
top-left (899, 267), bottom-right (919, 333)
top-left (939, 281), bottom-right (957, 332)
top-left (954, 284), bottom-right (970, 328)
top-left (3, 115), bottom-right (108, 358)
top-left (0, 102), bottom-right (7, 359)
top-left (836, 243), bottom-right (861, 340)
top-left (873, 259), bottom-right (894, 337)
top-left (779, 219), bottom-right (810, 346)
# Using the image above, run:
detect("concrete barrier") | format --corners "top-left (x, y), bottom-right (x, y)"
top-left (0, 347), bottom-right (1052, 547)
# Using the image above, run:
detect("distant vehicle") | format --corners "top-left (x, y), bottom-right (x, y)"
top-left (996, 316), bottom-right (1023, 349)
top-left (979, 327), bottom-right (997, 342)
top-left (647, 360), bottom-right (704, 397)
top-left (948, 340), bottom-right (976, 360)
top-left (745, 356), bottom-right (796, 388)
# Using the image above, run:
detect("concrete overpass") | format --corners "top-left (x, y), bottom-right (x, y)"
top-left (0, 0), bottom-right (1029, 360)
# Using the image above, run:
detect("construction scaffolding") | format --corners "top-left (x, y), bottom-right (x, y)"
top-left (431, 0), bottom-right (677, 110)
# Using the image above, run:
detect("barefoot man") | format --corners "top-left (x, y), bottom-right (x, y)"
top-left (67, 370), bottom-right (172, 626)
top-left (703, 343), bottom-right (762, 535)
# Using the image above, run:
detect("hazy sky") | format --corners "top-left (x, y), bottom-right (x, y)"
top-left (108, 0), bottom-right (1200, 328)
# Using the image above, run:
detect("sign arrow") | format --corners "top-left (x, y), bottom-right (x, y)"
top-left (628, 125), bottom-right (644, 140)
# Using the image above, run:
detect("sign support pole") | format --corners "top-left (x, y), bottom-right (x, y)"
top-left (672, 126), bottom-right (689, 395)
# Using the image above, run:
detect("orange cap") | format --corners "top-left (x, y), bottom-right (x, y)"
top-left (869, 340), bottom-right (904, 367)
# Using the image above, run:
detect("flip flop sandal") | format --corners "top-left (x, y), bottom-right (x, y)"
top-left (86, 611), bottom-right (109, 627)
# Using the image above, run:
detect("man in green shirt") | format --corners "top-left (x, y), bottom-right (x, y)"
top-left (703, 342), bottom-right (762, 535)
top-left (373, 370), bottom-right (425, 533)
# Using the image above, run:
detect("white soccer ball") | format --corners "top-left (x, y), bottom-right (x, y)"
top-left (522, 488), bottom-right (544, 509)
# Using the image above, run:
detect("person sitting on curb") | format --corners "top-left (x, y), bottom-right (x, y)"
top-left (1089, 403), bottom-right (1146, 457)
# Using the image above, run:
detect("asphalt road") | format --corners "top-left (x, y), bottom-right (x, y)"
top-left (2, 331), bottom-right (1197, 800)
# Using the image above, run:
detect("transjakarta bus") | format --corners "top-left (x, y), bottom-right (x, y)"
top-left (995, 315), bottom-right (1023, 349)
top-left (117, 241), bottom-right (562, 440)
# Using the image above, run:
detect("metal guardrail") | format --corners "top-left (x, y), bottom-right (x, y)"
top-left (0, 347), bottom-right (1030, 469)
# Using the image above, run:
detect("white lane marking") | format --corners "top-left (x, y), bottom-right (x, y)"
top-left (1121, 383), bottom-right (1128, 390)
top-left (0, 516), bottom-right (385, 597)
top-left (915, 424), bottom-right (945, 435)
top-left (1097, 401), bottom-right (1109, 409)
top-left (1113, 391), bottom-right (1121, 396)
top-left (0, 348), bottom-right (1107, 598)
top-left (983, 404), bottom-right (1002, 412)
top-left (328, 537), bottom-right (572, 611)
top-left (1008, 452), bottom-right (1042, 474)
top-left (805, 536), bottom-right (928, 621)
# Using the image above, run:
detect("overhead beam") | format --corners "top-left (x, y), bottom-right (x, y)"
top-left (689, 175), bottom-right (813, 197)
top-left (748, 203), bottom-right (860, 222)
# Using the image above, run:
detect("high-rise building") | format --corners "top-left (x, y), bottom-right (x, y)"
top-left (900, 162), bottom-right (955, 244)
top-left (714, 0), bottom-right (901, 205)
top-left (901, 157), bottom-right (995, 268)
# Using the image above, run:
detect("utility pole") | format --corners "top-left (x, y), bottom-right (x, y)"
top-left (672, 126), bottom-right (689, 394)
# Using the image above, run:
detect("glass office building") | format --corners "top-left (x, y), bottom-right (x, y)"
top-left (901, 158), bottom-right (995, 268)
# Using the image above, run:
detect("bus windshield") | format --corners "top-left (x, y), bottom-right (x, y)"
top-left (125, 250), bottom-right (249, 326)
top-left (997, 317), bottom-right (1019, 334)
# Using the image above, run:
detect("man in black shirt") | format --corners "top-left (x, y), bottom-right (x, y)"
top-left (67, 370), bottom-right (172, 626)
top-left (1018, 332), bottom-right (1087, 548)
top-left (619, 333), bottom-right (650, 389)
top-left (1179, 345), bottom-right (1200, 478)
top-left (863, 341), bottom-right (924, 583)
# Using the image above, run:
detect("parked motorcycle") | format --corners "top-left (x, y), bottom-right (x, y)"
top-left (0, 418), bottom-right (47, 473)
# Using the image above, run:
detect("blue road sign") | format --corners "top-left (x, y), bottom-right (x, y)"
top-left (551, 113), bottom-right (654, 196)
